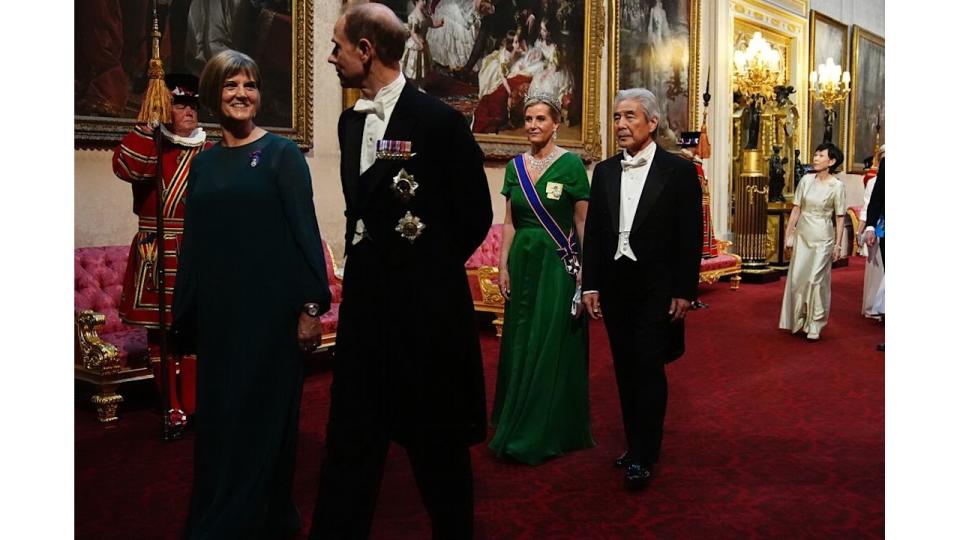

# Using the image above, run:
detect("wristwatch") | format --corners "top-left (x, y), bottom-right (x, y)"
top-left (302, 303), bottom-right (322, 318)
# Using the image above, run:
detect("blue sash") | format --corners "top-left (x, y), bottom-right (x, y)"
top-left (513, 155), bottom-right (580, 277)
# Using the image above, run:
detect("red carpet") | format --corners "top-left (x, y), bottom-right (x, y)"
top-left (76, 257), bottom-right (884, 539)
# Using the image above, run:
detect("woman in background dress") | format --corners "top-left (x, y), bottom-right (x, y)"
top-left (425, 0), bottom-right (480, 70)
top-left (778, 142), bottom-right (846, 340)
top-left (472, 30), bottom-right (526, 133)
top-left (489, 92), bottom-right (594, 465)
top-left (174, 49), bottom-right (331, 538)
top-left (401, 0), bottom-right (444, 87)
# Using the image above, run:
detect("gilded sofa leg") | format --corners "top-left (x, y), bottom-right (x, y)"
top-left (730, 275), bottom-right (742, 290)
top-left (91, 386), bottom-right (123, 423)
top-left (493, 317), bottom-right (504, 338)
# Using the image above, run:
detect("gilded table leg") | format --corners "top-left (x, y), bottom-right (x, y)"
top-left (91, 385), bottom-right (123, 423)
top-left (493, 317), bottom-right (504, 338)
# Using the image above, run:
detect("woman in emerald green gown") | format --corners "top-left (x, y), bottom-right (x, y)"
top-left (489, 93), bottom-right (595, 465)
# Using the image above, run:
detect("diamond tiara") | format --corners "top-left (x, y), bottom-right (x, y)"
top-left (523, 91), bottom-right (562, 113)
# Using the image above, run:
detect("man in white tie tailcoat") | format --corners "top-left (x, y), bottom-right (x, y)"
top-left (312, 3), bottom-right (492, 538)
top-left (581, 88), bottom-right (702, 491)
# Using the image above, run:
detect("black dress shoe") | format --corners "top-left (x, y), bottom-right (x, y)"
top-left (624, 463), bottom-right (652, 491)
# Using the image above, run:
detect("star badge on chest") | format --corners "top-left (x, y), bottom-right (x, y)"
top-left (395, 211), bottom-right (426, 243)
top-left (392, 168), bottom-right (419, 203)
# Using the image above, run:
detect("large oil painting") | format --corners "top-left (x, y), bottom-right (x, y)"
top-left (609, 0), bottom-right (700, 154)
top-left (350, 0), bottom-right (603, 160)
top-left (75, 0), bottom-right (314, 148)
top-left (847, 25), bottom-right (884, 173)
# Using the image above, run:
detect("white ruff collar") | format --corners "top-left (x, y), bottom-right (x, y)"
top-left (160, 124), bottom-right (207, 147)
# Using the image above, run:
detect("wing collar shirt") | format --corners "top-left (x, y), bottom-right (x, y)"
top-left (351, 73), bottom-right (406, 244)
top-left (615, 141), bottom-right (657, 261)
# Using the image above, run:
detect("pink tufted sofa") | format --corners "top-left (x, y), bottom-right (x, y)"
top-left (465, 224), bottom-right (506, 336)
top-left (75, 243), bottom-right (342, 423)
top-left (75, 246), bottom-right (150, 423)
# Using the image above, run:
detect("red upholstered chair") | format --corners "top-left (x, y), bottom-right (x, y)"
top-left (75, 246), bottom-right (150, 423)
top-left (465, 224), bottom-right (505, 336)
top-left (698, 240), bottom-right (742, 289)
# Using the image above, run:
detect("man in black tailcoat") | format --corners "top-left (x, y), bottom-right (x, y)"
top-left (864, 157), bottom-right (885, 263)
top-left (311, 2), bottom-right (492, 539)
top-left (581, 88), bottom-right (702, 491)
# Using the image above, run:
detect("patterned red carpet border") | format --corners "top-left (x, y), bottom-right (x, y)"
top-left (76, 257), bottom-right (884, 539)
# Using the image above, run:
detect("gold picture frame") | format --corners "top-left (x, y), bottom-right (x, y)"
top-left (343, 0), bottom-right (604, 162)
top-left (807, 10), bottom-right (849, 159)
top-left (847, 25), bottom-right (884, 173)
top-left (75, 0), bottom-right (314, 150)
top-left (608, 0), bottom-right (700, 156)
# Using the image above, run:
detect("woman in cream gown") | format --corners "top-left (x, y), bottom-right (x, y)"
top-left (779, 143), bottom-right (846, 340)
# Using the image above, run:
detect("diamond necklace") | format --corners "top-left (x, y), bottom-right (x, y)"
top-left (526, 145), bottom-right (562, 176)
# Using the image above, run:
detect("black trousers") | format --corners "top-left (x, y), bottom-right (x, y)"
top-left (608, 348), bottom-right (668, 466)
top-left (601, 258), bottom-right (673, 467)
top-left (309, 426), bottom-right (474, 540)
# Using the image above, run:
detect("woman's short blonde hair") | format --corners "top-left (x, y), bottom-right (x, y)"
top-left (198, 50), bottom-right (262, 118)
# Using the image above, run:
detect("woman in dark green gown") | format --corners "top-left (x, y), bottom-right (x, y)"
top-left (489, 94), bottom-right (595, 465)
top-left (173, 50), bottom-right (330, 539)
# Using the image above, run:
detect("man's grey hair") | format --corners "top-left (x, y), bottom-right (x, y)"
top-left (614, 88), bottom-right (661, 123)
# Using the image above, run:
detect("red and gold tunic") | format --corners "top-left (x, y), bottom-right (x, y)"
top-left (679, 152), bottom-right (719, 259)
top-left (694, 158), bottom-right (719, 258)
top-left (113, 125), bottom-right (211, 328)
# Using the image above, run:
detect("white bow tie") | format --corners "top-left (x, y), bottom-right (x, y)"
top-left (354, 98), bottom-right (384, 119)
top-left (621, 156), bottom-right (648, 171)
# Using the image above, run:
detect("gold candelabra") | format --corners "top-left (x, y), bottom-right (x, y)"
top-left (810, 57), bottom-right (850, 110)
top-left (732, 32), bottom-right (783, 102)
top-left (809, 57), bottom-right (850, 144)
